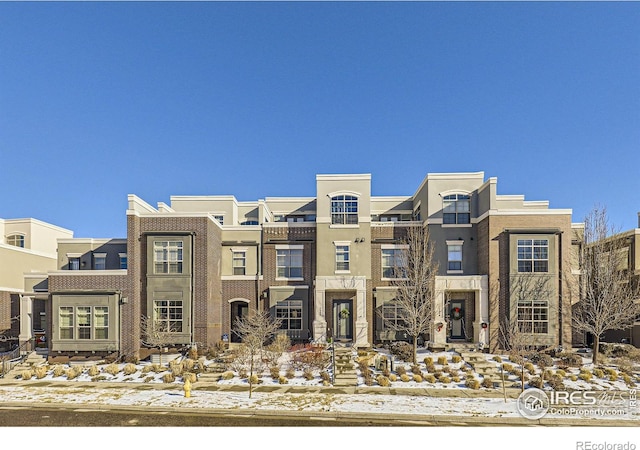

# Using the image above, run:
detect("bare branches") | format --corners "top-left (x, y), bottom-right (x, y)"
top-left (140, 315), bottom-right (178, 366)
top-left (572, 206), bottom-right (640, 364)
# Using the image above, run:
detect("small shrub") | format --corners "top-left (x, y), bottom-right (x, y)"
top-left (104, 364), bottom-right (120, 376)
top-left (509, 354), bottom-right (524, 365)
top-left (558, 352), bottom-right (583, 367)
top-left (437, 356), bottom-right (448, 366)
top-left (238, 368), bottom-right (248, 379)
top-left (425, 364), bottom-right (436, 373)
top-left (88, 365), bottom-right (100, 377)
top-left (92, 375), bottom-right (108, 382)
top-left (278, 376), bottom-right (288, 385)
top-left (593, 369), bottom-right (605, 379)
top-left (452, 355), bottom-right (462, 363)
top-left (303, 368), bottom-right (315, 381)
top-left (543, 369), bottom-right (554, 381)
top-left (389, 374), bottom-right (397, 382)
top-left (481, 377), bottom-right (494, 389)
top-left (183, 359), bottom-right (195, 372)
top-left (400, 374), bottom-right (411, 382)
top-left (466, 378), bottom-right (480, 389)
top-left (531, 353), bottom-right (553, 369)
top-left (285, 367), bottom-right (296, 379)
top-left (270, 366), bottom-right (281, 379)
top-left (442, 365), bottom-right (451, 374)
top-left (411, 365), bottom-right (422, 375)
top-left (441, 376), bottom-right (452, 384)
top-left (123, 363), bottom-right (137, 376)
top-left (413, 374), bottom-right (423, 383)
top-left (556, 369), bottom-right (567, 378)
top-left (569, 375), bottom-right (578, 382)
top-left (170, 361), bottom-right (184, 377)
top-left (529, 377), bottom-right (544, 389)
top-left (425, 374), bottom-right (436, 383)
top-left (579, 372), bottom-right (593, 382)
top-left (163, 373), bottom-right (175, 383)
top-left (524, 362), bottom-right (535, 374)
top-left (65, 367), bottom-right (82, 380)
top-left (377, 376), bottom-right (390, 387)
top-left (423, 356), bottom-right (434, 365)
top-left (221, 371), bottom-right (234, 380)
top-left (395, 366), bottom-right (407, 376)
top-left (52, 365), bottom-right (65, 377)
top-left (34, 366), bottom-right (49, 379)
top-left (124, 354), bottom-right (140, 364)
top-left (609, 373), bottom-right (618, 382)
top-left (20, 369), bottom-right (34, 380)
top-left (434, 371), bottom-right (443, 379)
top-left (492, 355), bottom-right (502, 363)
top-left (502, 363), bottom-right (514, 373)
top-left (320, 371), bottom-right (331, 383)
top-left (548, 375), bottom-right (564, 390)
top-left (382, 368), bottom-right (391, 377)
top-left (448, 368), bottom-right (459, 378)
top-left (390, 342), bottom-right (414, 363)
top-left (622, 374), bottom-right (633, 386)
top-left (249, 374), bottom-right (260, 385)
top-left (151, 364), bottom-right (164, 373)
top-left (183, 372), bottom-right (196, 383)
top-left (142, 365), bottom-right (154, 374)
top-left (452, 376), bottom-right (461, 383)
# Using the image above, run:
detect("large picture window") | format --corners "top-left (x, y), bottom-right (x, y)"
top-left (517, 239), bottom-right (549, 272)
top-left (154, 241), bottom-right (183, 274)
top-left (276, 248), bottom-right (303, 278)
top-left (517, 300), bottom-right (549, 333)
top-left (153, 300), bottom-right (183, 332)
top-left (443, 194), bottom-right (470, 224)
top-left (58, 306), bottom-right (109, 340)
top-left (276, 300), bottom-right (303, 330)
top-left (331, 195), bottom-right (358, 225)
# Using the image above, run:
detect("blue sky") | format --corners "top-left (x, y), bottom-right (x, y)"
top-left (1, 2), bottom-right (639, 238)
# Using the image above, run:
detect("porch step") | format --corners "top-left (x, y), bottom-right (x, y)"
top-left (333, 348), bottom-right (358, 387)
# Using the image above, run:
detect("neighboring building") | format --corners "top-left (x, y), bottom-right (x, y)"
top-left (0, 218), bottom-right (73, 351)
top-left (33, 171), bottom-right (579, 362)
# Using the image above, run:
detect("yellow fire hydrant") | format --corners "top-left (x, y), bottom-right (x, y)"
top-left (183, 378), bottom-right (191, 398)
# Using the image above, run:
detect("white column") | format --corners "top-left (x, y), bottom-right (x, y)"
top-left (313, 280), bottom-right (327, 342)
top-left (18, 295), bottom-right (33, 351)
top-left (354, 283), bottom-right (369, 347)
top-left (432, 278), bottom-right (447, 346)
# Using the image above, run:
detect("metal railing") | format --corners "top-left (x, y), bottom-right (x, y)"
top-left (0, 338), bottom-right (34, 377)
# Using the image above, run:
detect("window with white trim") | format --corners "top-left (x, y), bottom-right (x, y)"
top-left (276, 300), bottom-right (303, 330)
top-left (58, 306), bottom-right (109, 340)
top-left (94, 307), bottom-right (109, 339)
top-left (69, 258), bottom-right (80, 270)
top-left (336, 244), bottom-right (350, 272)
top-left (276, 248), bottom-right (303, 278)
top-left (443, 194), bottom-right (470, 224)
top-left (447, 243), bottom-right (463, 272)
top-left (6, 234), bottom-right (25, 248)
top-left (93, 253), bottom-right (106, 270)
top-left (331, 195), bottom-right (358, 225)
top-left (154, 241), bottom-right (183, 274)
top-left (213, 215), bottom-right (224, 225)
top-left (59, 306), bottom-right (74, 339)
top-left (517, 300), bottom-right (549, 333)
top-left (153, 300), bottom-right (183, 332)
top-left (517, 239), bottom-right (549, 272)
top-left (232, 250), bottom-right (246, 275)
top-left (381, 247), bottom-right (406, 278)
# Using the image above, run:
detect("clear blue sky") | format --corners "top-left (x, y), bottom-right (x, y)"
top-left (1, 2), bottom-right (639, 238)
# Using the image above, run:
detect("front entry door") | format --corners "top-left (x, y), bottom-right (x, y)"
top-left (333, 300), bottom-right (353, 341)
top-left (450, 300), bottom-right (465, 340)
top-left (231, 302), bottom-right (249, 343)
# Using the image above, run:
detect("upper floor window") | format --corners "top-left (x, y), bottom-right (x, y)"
top-left (276, 247), bottom-right (303, 278)
top-left (331, 195), bottom-right (358, 225)
top-left (119, 253), bottom-right (128, 269)
top-left (443, 194), bottom-right (470, 224)
top-left (381, 248), bottom-right (407, 278)
top-left (6, 234), bottom-right (25, 248)
top-left (241, 220), bottom-right (259, 226)
top-left (233, 250), bottom-right (246, 275)
top-left (154, 241), bottom-right (183, 274)
top-left (335, 244), bottom-right (350, 272)
top-left (213, 215), bottom-right (224, 225)
top-left (93, 253), bottom-right (106, 270)
top-left (69, 257), bottom-right (80, 270)
top-left (447, 242), bottom-right (463, 272)
top-left (517, 239), bottom-right (549, 272)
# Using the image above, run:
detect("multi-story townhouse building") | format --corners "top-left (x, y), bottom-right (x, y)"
top-left (0, 218), bottom-right (73, 352)
top-left (30, 171), bottom-right (579, 363)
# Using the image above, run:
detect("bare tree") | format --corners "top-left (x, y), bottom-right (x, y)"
top-left (379, 224), bottom-right (439, 365)
top-left (232, 309), bottom-right (282, 398)
top-left (140, 315), bottom-right (177, 367)
top-left (572, 207), bottom-right (640, 365)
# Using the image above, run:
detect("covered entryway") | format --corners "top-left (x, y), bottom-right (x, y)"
top-left (229, 299), bottom-right (249, 343)
top-left (332, 300), bottom-right (353, 341)
top-left (448, 299), bottom-right (466, 340)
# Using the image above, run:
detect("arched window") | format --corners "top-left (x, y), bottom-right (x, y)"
top-left (443, 194), bottom-right (470, 224)
top-left (331, 195), bottom-right (358, 225)
top-left (6, 234), bottom-right (25, 248)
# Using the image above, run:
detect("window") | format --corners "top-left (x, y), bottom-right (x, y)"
top-left (59, 307), bottom-right (74, 339)
top-left (93, 253), bottom-right (106, 270)
top-left (276, 248), bottom-right (303, 278)
top-left (276, 300), bottom-right (303, 330)
top-left (77, 306), bottom-right (91, 339)
top-left (241, 220), bottom-right (259, 226)
top-left (381, 248), bottom-right (406, 278)
top-left (153, 300), bottom-right (183, 332)
top-left (94, 307), bottom-right (109, 339)
top-left (331, 195), bottom-right (358, 225)
top-left (233, 250), bottom-right (246, 275)
top-left (443, 194), bottom-right (470, 224)
top-left (6, 234), bottom-right (25, 248)
top-left (517, 300), bottom-right (549, 333)
top-left (336, 245), bottom-right (350, 271)
top-left (517, 239), bottom-right (549, 272)
top-left (154, 241), bottom-right (183, 274)
top-left (69, 258), bottom-right (80, 270)
top-left (119, 253), bottom-right (128, 269)
top-left (381, 300), bottom-right (405, 330)
top-left (448, 244), bottom-right (463, 271)
top-left (213, 215), bottom-right (224, 225)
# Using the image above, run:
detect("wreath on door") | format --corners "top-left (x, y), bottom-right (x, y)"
top-left (451, 306), bottom-right (463, 320)
top-left (340, 308), bottom-right (350, 319)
